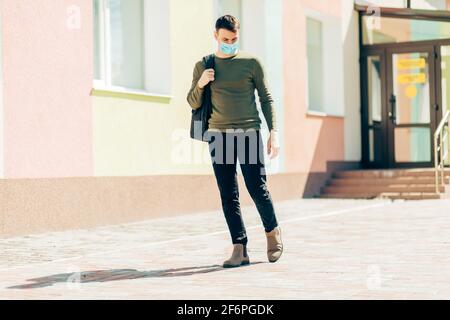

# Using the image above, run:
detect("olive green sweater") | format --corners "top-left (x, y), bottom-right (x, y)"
top-left (186, 50), bottom-right (277, 132)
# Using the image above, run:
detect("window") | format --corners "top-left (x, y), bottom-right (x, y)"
top-left (362, 16), bottom-right (450, 45)
top-left (304, 8), bottom-right (344, 117)
top-left (355, 0), bottom-right (408, 8)
top-left (356, 0), bottom-right (450, 10)
top-left (410, 0), bottom-right (450, 9)
top-left (93, 0), bottom-right (171, 95)
top-left (306, 17), bottom-right (324, 112)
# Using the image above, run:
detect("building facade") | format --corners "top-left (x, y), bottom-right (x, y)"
top-left (0, 0), bottom-right (449, 236)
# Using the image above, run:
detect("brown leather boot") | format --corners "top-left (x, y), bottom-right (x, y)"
top-left (223, 244), bottom-right (250, 268)
top-left (265, 226), bottom-right (283, 262)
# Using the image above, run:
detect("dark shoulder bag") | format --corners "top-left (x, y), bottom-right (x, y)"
top-left (190, 53), bottom-right (215, 142)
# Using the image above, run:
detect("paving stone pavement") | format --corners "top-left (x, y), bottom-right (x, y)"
top-left (1, 198), bottom-right (450, 299)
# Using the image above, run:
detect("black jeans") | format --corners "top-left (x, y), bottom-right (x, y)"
top-left (206, 129), bottom-right (279, 245)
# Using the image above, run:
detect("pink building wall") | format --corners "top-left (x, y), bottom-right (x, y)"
top-left (2, 0), bottom-right (93, 178)
top-left (283, 0), bottom-right (345, 173)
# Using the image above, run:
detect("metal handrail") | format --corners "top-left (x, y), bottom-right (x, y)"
top-left (434, 110), bottom-right (450, 194)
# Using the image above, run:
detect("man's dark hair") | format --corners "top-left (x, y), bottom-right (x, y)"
top-left (215, 15), bottom-right (240, 32)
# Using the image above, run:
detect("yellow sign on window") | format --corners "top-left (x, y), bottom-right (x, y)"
top-left (397, 58), bottom-right (426, 69)
top-left (405, 85), bottom-right (418, 98)
top-left (397, 73), bottom-right (426, 84)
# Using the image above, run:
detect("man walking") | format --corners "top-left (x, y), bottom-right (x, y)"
top-left (187, 15), bottom-right (283, 268)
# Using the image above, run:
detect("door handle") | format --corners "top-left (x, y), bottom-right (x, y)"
top-left (389, 94), bottom-right (397, 124)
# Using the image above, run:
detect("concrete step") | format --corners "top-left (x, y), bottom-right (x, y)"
top-left (333, 168), bottom-right (450, 179)
top-left (318, 192), bottom-right (442, 200)
top-left (319, 168), bottom-right (450, 200)
top-left (328, 176), bottom-right (450, 186)
top-left (317, 193), bottom-right (380, 199)
top-left (322, 184), bottom-right (446, 194)
top-left (381, 192), bottom-right (442, 200)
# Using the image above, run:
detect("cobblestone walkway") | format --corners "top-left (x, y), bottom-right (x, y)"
top-left (1, 198), bottom-right (450, 299)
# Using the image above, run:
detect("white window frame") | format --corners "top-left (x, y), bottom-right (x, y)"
top-left (304, 7), bottom-right (345, 118)
top-left (305, 15), bottom-right (324, 114)
top-left (93, 0), bottom-right (172, 97)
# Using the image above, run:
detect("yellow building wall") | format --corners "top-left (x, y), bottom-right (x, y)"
top-left (92, 0), bottom-right (216, 176)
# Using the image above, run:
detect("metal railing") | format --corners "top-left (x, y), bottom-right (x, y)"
top-left (434, 110), bottom-right (450, 194)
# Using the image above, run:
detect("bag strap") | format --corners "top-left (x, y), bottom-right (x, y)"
top-left (203, 53), bottom-right (215, 70)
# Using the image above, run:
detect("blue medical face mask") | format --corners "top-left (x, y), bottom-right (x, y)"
top-left (220, 40), bottom-right (239, 55)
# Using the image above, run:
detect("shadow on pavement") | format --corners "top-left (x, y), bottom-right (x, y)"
top-left (7, 262), bottom-right (265, 289)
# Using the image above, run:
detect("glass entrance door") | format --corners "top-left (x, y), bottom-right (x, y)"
top-left (386, 46), bottom-right (437, 168)
top-left (361, 44), bottom-right (443, 168)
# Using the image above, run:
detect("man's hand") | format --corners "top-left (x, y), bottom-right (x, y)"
top-left (267, 129), bottom-right (280, 159)
top-left (197, 68), bottom-right (215, 89)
